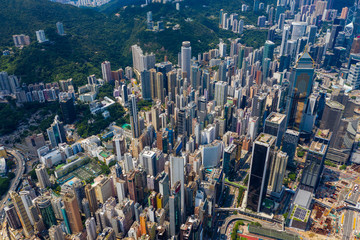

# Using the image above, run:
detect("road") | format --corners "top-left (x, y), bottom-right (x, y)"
top-left (342, 210), bottom-right (354, 240)
top-left (0, 149), bottom-right (25, 217)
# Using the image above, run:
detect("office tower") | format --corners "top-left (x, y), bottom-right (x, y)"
top-left (214, 81), bottom-right (228, 106)
top-left (300, 133), bottom-right (330, 193)
top-left (34, 196), bottom-right (57, 228)
top-left (263, 40), bottom-right (275, 61)
top-left (129, 94), bottom-right (140, 138)
top-left (170, 155), bottom-right (185, 220)
top-left (264, 112), bottom-right (286, 147)
top-left (131, 45), bottom-right (156, 72)
top-left (218, 61), bottom-right (227, 82)
top-left (291, 22), bottom-right (307, 40)
top-left (151, 105), bottom-right (160, 131)
top-left (113, 134), bottom-right (126, 161)
top-left (156, 72), bottom-right (165, 103)
top-left (280, 25), bottom-right (290, 56)
top-left (307, 25), bottom-right (317, 45)
top-left (47, 115), bottom-right (67, 148)
top-left (159, 172), bottom-right (170, 206)
top-left (282, 129), bottom-right (299, 164)
top-left (115, 178), bottom-right (126, 201)
top-left (268, 151), bottom-right (288, 195)
top-left (36, 30), bottom-right (47, 43)
top-left (223, 143), bottom-right (237, 176)
top-left (56, 22), bottom-right (65, 36)
top-left (286, 51), bottom-right (314, 133)
top-left (140, 70), bottom-right (151, 100)
top-left (169, 181), bottom-right (182, 237)
top-left (63, 192), bottom-right (83, 233)
top-left (254, 0), bottom-right (259, 11)
top-left (101, 61), bottom-right (112, 82)
top-left (85, 184), bottom-right (98, 215)
top-left (251, 93), bottom-right (267, 130)
top-left (49, 225), bottom-right (65, 240)
top-left (60, 98), bottom-right (76, 124)
top-left (35, 164), bottom-right (51, 189)
top-left (85, 217), bottom-right (97, 240)
top-left (347, 62), bottom-right (360, 89)
top-left (4, 204), bottom-right (22, 229)
top-left (319, 101), bottom-right (344, 132)
top-left (181, 41), bottom-right (192, 76)
top-left (10, 191), bottom-right (34, 237)
top-left (341, 7), bottom-right (349, 19)
top-left (257, 16), bottom-right (266, 27)
top-left (246, 134), bottom-right (276, 212)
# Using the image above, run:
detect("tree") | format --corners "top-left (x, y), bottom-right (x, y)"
top-left (340, 165), bottom-right (347, 170)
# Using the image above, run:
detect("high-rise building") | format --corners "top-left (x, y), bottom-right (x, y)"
top-left (4, 203), bottom-right (22, 229)
top-left (280, 25), bottom-right (290, 56)
top-left (36, 30), bottom-right (48, 43)
top-left (170, 155), bottom-right (185, 220)
top-left (263, 40), bottom-right (275, 61)
top-left (181, 41), bottom-right (192, 76)
top-left (347, 62), bottom-right (360, 89)
top-left (56, 22), bottom-right (65, 36)
top-left (85, 184), bottom-right (98, 215)
top-left (85, 217), bottom-right (97, 240)
top-left (246, 134), bottom-right (276, 212)
top-left (169, 181), bottom-right (182, 237)
top-left (60, 98), bottom-right (76, 124)
top-left (214, 81), bottom-right (228, 106)
top-left (63, 192), bottom-right (83, 233)
top-left (47, 115), bottom-right (67, 148)
top-left (291, 22), bottom-right (307, 40)
top-left (264, 112), bottom-right (286, 147)
top-left (156, 72), bottom-right (165, 103)
top-left (319, 101), bottom-right (344, 132)
top-left (132, 45), bottom-right (156, 73)
top-left (35, 164), bottom-right (51, 189)
top-left (49, 225), bottom-right (65, 240)
top-left (223, 143), bottom-right (237, 176)
top-left (140, 70), bottom-right (151, 100)
top-left (286, 51), bottom-right (314, 133)
top-left (129, 94), bottom-right (140, 138)
top-left (10, 191), bottom-right (34, 237)
top-left (300, 132), bottom-right (330, 193)
top-left (113, 134), bottom-right (126, 161)
top-left (257, 16), bottom-right (266, 27)
top-left (101, 61), bottom-right (112, 82)
top-left (12, 34), bottom-right (30, 47)
top-left (268, 151), bottom-right (288, 195)
top-left (307, 25), bottom-right (317, 45)
top-left (282, 129), bottom-right (299, 164)
top-left (34, 196), bottom-right (57, 228)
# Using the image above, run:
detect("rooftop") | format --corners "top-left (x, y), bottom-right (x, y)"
top-left (310, 140), bottom-right (328, 154)
top-left (315, 129), bottom-right (332, 141)
top-left (256, 133), bottom-right (276, 146)
top-left (266, 112), bottom-right (286, 124)
top-left (326, 100), bottom-right (345, 110)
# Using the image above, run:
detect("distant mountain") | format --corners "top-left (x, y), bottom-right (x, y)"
top-left (0, 0), bottom-right (267, 86)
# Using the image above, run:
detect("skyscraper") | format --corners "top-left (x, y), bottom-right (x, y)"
top-left (263, 40), bottom-right (275, 61)
top-left (47, 115), bottom-right (67, 148)
top-left (10, 191), bottom-right (34, 237)
top-left (319, 101), bottom-right (344, 132)
top-left (34, 196), bottom-right (57, 228)
top-left (169, 181), bottom-right (182, 237)
top-left (101, 61), bottom-right (112, 82)
top-left (223, 143), bottom-right (237, 176)
top-left (36, 30), bottom-right (47, 43)
top-left (49, 225), bottom-right (65, 240)
top-left (286, 51), bottom-right (315, 133)
top-left (63, 192), bottom-right (83, 233)
top-left (85, 184), bottom-right (98, 215)
top-left (4, 204), bottom-right (21, 229)
top-left (214, 81), bottom-right (228, 106)
top-left (181, 41), bottom-right (191, 76)
top-left (282, 129), bottom-right (299, 164)
top-left (268, 151), bottom-right (288, 195)
top-left (280, 25), bottom-right (290, 56)
top-left (35, 164), bottom-right (51, 189)
top-left (56, 22), bottom-right (65, 36)
top-left (85, 217), bottom-right (97, 240)
top-left (264, 112), bottom-right (286, 147)
top-left (132, 45), bottom-right (156, 73)
top-left (170, 155), bottom-right (185, 220)
top-left (246, 133), bottom-right (276, 212)
top-left (60, 98), bottom-right (76, 124)
top-left (129, 94), bottom-right (140, 138)
top-left (291, 22), bottom-right (307, 40)
top-left (140, 70), bottom-right (151, 100)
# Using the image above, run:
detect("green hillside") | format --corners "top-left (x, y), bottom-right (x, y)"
top-left (0, 0), bottom-right (269, 87)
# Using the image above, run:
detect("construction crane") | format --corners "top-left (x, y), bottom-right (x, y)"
top-left (324, 204), bottom-right (335, 217)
